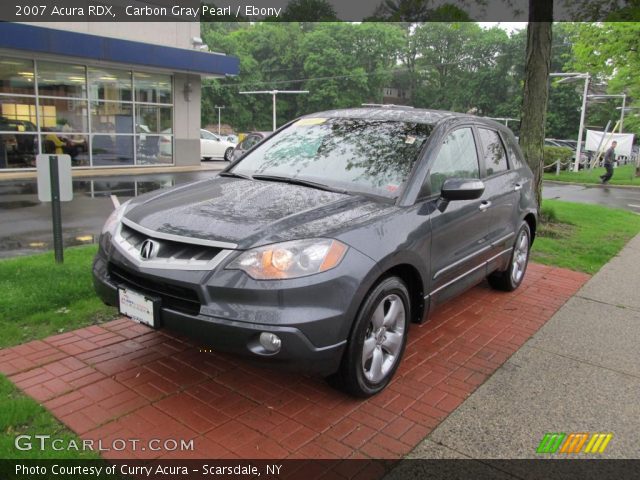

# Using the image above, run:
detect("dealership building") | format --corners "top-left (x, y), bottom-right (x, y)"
top-left (0, 22), bottom-right (239, 171)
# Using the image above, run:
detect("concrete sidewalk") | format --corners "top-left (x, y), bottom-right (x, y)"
top-left (402, 234), bottom-right (640, 463)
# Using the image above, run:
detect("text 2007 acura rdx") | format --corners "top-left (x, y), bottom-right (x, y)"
top-left (94, 106), bottom-right (537, 397)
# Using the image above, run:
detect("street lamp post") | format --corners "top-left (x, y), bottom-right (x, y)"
top-left (550, 72), bottom-right (590, 172)
top-left (213, 105), bottom-right (225, 135)
top-left (588, 94), bottom-right (627, 132)
top-left (239, 90), bottom-right (309, 131)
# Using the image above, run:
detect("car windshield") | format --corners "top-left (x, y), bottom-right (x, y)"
top-left (232, 118), bottom-right (433, 197)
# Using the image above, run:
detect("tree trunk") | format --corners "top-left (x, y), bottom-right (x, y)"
top-left (519, 0), bottom-right (553, 208)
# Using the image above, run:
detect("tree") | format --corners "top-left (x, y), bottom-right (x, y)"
top-left (519, 0), bottom-right (553, 207)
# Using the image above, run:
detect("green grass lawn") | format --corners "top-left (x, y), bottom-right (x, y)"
top-left (0, 376), bottom-right (99, 460)
top-left (532, 199), bottom-right (640, 274)
top-left (543, 163), bottom-right (640, 186)
top-left (0, 245), bottom-right (117, 349)
top-left (0, 245), bottom-right (116, 460)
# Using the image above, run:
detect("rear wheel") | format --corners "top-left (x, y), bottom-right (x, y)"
top-left (488, 222), bottom-right (531, 291)
top-left (202, 157), bottom-right (211, 162)
top-left (331, 277), bottom-right (410, 397)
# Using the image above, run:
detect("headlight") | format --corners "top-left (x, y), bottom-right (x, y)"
top-left (101, 200), bottom-right (131, 235)
top-left (226, 239), bottom-right (348, 280)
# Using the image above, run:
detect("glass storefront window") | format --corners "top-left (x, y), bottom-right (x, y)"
top-left (37, 61), bottom-right (87, 98)
top-left (37, 98), bottom-right (88, 132)
top-left (0, 58), bottom-right (35, 95)
top-left (0, 57), bottom-right (173, 169)
top-left (40, 133), bottom-right (89, 166)
top-left (91, 135), bottom-right (134, 167)
top-left (134, 73), bottom-right (172, 104)
top-left (0, 96), bottom-right (37, 126)
top-left (136, 134), bottom-right (172, 165)
top-left (0, 133), bottom-right (37, 168)
top-left (89, 67), bottom-right (132, 102)
top-left (91, 102), bottom-right (133, 134)
top-left (136, 105), bottom-right (172, 133)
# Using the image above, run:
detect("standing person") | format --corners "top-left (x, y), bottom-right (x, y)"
top-left (600, 141), bottom-right (617, 184)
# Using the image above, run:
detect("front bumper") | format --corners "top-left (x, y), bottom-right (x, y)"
top-left (93, 240), bottom-right (378, 376)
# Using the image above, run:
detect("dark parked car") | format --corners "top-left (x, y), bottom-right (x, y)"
top-left (93, 107), bottom-right (537, 397)
top-left (229, 131), bottom-right (271, 161)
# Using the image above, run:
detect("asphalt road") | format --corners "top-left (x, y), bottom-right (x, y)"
top-left (1, 170), bottom-right (639, 258)
top-left (543, 181), bottom-right (640, 214)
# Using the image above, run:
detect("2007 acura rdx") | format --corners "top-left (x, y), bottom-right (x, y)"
top-left (94, 106), bottom-right (537, 397)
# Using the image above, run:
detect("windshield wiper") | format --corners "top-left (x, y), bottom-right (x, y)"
top-left (218, 171), bottom-right (253, 180)
top-left (251, 174), bottom-right (347, 194)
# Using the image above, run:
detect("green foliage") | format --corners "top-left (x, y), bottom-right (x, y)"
top-left (543, 146), bottom-right (573, 169)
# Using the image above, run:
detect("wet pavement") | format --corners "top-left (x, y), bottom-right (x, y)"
top-left (543, 181), bottom-right (640, 213)
top-left (0, 163), bottom-right (224, 258)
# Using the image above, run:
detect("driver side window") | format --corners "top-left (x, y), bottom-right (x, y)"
top-left (429, 128), bottom-right (479, 195)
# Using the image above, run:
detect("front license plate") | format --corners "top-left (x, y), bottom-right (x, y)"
top-left (118, 287), bottom-right (159, 328)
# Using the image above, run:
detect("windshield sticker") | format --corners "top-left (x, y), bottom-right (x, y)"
top-left (405, 135), bottom-right (416, 144)
top-left (295, 118), bottom-right (327, 126)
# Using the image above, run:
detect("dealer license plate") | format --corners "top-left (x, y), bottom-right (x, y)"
top-left (118, 287), bottom-right (158, 328)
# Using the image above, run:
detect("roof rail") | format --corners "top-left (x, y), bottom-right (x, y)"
top-left (361, 103), bottom-right (414, 109)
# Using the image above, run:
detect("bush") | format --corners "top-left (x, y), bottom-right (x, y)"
top-left (540, 203), bottom-right (558, 223)
top-left (544, 146), bottom-right (573, 171)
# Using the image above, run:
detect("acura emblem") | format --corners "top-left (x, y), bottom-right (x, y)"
top-left (140, 239), bottom-right (158, 260)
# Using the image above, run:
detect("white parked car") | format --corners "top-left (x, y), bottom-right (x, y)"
top-left (159, 129), bottom-right (237, 161)
top-left (200, 129), bottom-right (236, 161)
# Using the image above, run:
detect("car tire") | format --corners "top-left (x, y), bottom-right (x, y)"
top-left (488, 222), bottom-right (531, 292)
top-left (202, 157), bottom-right (211, 162)
top-left (330, 276), bottom-right (410, 398)
top-left (224, 148), bottom-right (234, 161)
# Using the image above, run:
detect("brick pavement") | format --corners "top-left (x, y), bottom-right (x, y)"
top-left (0, 264), bottom-right (589, 460)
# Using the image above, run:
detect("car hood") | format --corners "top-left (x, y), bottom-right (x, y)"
top-left (124, 177), bottom-right (394, 249)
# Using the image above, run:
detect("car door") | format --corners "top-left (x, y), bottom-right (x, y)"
top-left (476, 127), bottom-right (520, 268)
top-left (426, 127), bottom-right (491, 305)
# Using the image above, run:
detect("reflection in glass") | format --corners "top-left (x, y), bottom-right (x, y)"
top-left (233, 119), bottom-right (433, 197)
top-left (91, 102), bottom-right (133, 133)
top-left (37, 62), bottom-right (87, 98)
top-left (0, 96), bottom-right (37, 126)
top-left (478, 128), bottom-right (508, 175)
top-left (429, 128), bottom-right (479, 195)
top-left (0, 57), bottom-right (35, 95)
top-left (40, 134), bottom-right (89, 166)
top-left (88, 67), bottom-right (132, 102)
top-left (134, 72), bottom-right (172, 104)
top-left (136, 105), bottom-right (172, 133)
top-left (91, 135), bottom-right (134, 166)
top-left (0, 133), bottom-right (37, 168)
top-left (136, 135), bottom-right (172, 165)
top-left (38, 98), bottom-right (88, 132)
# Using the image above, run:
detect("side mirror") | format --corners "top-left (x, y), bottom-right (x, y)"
top-left (440, 178), bottom-right (485, 201)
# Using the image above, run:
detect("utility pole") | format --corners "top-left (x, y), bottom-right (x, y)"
top-left (551, 72), bottom-right (590, 172)
top-left (213, 106), bottom-right (225, 135)
top-left (239, 90), bottom-right (309, 131)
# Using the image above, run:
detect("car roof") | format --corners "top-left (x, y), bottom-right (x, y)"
top-left (302, 106), bottom-right (507, 130)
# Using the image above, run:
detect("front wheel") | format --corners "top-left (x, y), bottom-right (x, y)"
top-left (331, 277), bottom-right (410, 397)
top-left (488, 222), bottom-right (531, 291)
top-left (224, 147), bottom-right (234, 161)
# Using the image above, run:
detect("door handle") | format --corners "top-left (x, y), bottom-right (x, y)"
top-left (479, 201), bottom-right (492, 211)
top-left (514, 183), bottom-right (523, 191)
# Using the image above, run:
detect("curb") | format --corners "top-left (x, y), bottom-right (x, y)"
top-left (543, 179), bottom-right (640, 189)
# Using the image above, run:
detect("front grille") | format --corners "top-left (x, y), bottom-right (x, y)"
top-left (109, 263), bottom-right (201, 316)
top-left (120, 223), bottom-right (222, 263)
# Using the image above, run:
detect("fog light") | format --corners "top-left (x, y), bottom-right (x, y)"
top-left (259, 332), bottom-right (281, 353)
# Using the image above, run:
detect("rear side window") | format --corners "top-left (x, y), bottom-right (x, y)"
top-left (240, 135), bottom-right (260, 150)
top-left (503, 133), bottom-right (524, 169)
top-left (479, 128), bottom-right (508, 176)
top-left (429, 127), bottom-right (479, 195)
